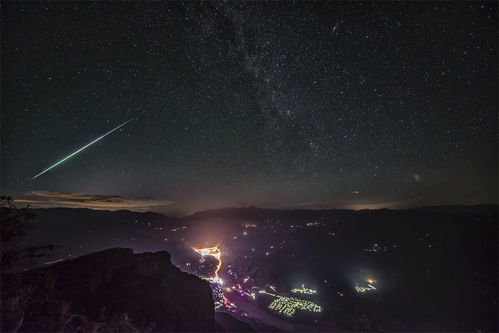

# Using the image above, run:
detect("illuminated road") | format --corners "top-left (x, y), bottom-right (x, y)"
top-left (193, 246), bottom-right (223, 282)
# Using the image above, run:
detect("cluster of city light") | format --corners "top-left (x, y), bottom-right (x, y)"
top-left (232, 284), bottom-right (251, 298)
top-left (268, 295), bottom-right (322, 317)
top-left (213, 284), bottom-right (236, 311)
top-left (355, 278), bottom-right (377, 293)
top-left (355, 283), bottom-right (376, 293)
top-left (193, 246), bottom-right (221, 260)
top-left (291, 284), bottom-right (317, 295)
top-left (213, 285), bottom-right (225, 310)
top-left (259, 290), bottom-right (322, 317)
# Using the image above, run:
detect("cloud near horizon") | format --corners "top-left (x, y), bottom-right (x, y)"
top-left (15, 191), bottom-right (174, 211)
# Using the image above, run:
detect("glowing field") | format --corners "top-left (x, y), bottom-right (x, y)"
top-left (259, 290), bottom-right (322, 317)
top-left (291, 284), bottom-right (317, 295)
top-left (355, 283), bottom-right (377, 293)
top-left (268, 295), bottom-right (322, 317)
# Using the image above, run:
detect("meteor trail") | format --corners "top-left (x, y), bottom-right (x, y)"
top-left (32, 118), bottom-right (133, 179)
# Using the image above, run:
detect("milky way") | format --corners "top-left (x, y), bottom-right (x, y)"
top-left (1, 2), bottom-right (497, 213)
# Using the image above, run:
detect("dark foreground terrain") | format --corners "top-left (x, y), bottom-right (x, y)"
top-left (1, 248), bottom-right (215, 332)
top-left (6, 205), bottom-right (498, 331)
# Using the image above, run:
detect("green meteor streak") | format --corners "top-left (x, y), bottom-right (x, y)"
top-left (32, 118), bottom-right (133, 179)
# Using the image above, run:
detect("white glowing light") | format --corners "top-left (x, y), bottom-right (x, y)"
top-left (355, 283), bottom-right (377, 293)
top-left (268, 295), bottom-right (322, 317)
top-left (291, 284), bottom-right (317, 295)
top-left (259, 289), bottom-right (322, 317)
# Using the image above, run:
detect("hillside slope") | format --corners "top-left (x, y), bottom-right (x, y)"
top-left (1, 248), bottom-right (215, 332)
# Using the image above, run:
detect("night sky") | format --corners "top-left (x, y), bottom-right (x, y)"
top-left (1, 2), bottom-right (497, 214)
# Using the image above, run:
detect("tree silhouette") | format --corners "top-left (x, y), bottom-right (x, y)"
top-left (1, 196), bottom-right (54, 271)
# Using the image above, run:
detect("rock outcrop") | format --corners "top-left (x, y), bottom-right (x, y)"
top-left (1, 248), bottom-right (215, 332)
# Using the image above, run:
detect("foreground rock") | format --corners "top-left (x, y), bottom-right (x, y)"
top-left (1, 248), bottom-right (215, 332)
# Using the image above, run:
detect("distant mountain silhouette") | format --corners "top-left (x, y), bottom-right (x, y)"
top-left (23, 208), bottom-right (178, 261)
top-left (410, 204), bottom-right (497, 215)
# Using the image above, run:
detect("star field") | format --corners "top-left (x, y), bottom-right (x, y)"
top-left (1, 2), bottom-right (497, 213)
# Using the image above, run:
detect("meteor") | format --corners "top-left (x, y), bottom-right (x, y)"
top-left (32, 118), bottom-right (134, 179)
